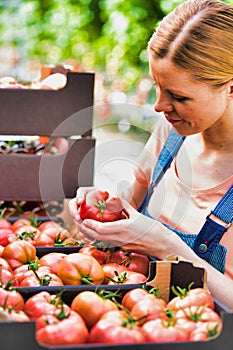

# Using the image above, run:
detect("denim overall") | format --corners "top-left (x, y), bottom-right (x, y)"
top-left (138, 129), bottom-right (233, 273)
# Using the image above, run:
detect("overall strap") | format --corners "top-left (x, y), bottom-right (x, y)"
top-left (138, 128), bottom-right (185, 213)
top-left (194, 184), bottom-right (233, 259)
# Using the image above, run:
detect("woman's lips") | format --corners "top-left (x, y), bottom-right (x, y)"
top-left (165, 115), bottom-right (181, 124)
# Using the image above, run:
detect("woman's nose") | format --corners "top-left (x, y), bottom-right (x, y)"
top-left (154, 96), bottom-right (174, 113)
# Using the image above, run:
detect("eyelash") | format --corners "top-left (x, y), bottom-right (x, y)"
top-left (172, 95), bottom-right (188, 102)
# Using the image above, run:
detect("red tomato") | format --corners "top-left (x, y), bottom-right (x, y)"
top-left (189, 319), bottom-right (222, 341)
top-left (36, 309), bottom-right (88, 346)
top-left (37, 220), bottom-right (64, 232)
top-left (0, 257), bottom-right (13, 272)
top-left (12, 218), bottom-right (31, 231)
top-left (130, 294), bottom-right (167, 325)
top-left (0, 268), bottom-right (16, 286)
top-left (107, 270), bottom-right (147, 285)
top-left (57, 252), bottom-right (105, 285)
top-left (2, 240), bottom-right (37, 270)
top-left (0, 218), bottom-right (13, 230)
top-left (0, 307), bottom-right (30, 322)
top-left (79, 246), bottom-right (109, 265)
top-left (18, 270), bottom-right (63, 287)
top-left (142, 317), bottom-right (189, 343)
top-left (0, 245), bottom-right (4, 256)
top-left (167, 287), bottom-right (215, 311)
top-left (24, 291), bottom-right (67, 320)
top-left (88, 310), bottom-right (145, 344)
top-left (39, 252), bottom-right (67, 274)
top-left (109, 249), bottom-right (150, 276)
top-left (13, 263), bottom-right (52, 285)
top-left (13, 224), bottom-right (41, 244)
top-left (0, 287), bottom-right (24, 311)
top-left (122, 288), bottom-right (160, 312)
top-left (78, 189), bottom-right (128, 222)
top-left (0, 228), bottom-right (16, 246)
top-left (34, 226), bottom-right (70, 246)
top-left (175, 305), bottom-right (221, 336)
top-left (102, 262), bottom-right (131, 284)
top-left (71, 290), bottom-right (118, 329)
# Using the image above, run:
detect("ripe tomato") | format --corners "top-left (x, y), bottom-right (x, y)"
top-left (121, 288), bottom-right (149, 311)
top-left (2, 240), bottom-right (37, 270)
top-left (13, 224), bottom-right (41, 244)
top-left (0, 307), bottom-right (30, 322)
top-left (78, 189), bottom-right (128, 222)
top-left (0, 228), bottom-right (16, 246)
top-left (167, 286), bottom-right (215, 311)
top-left (102, 263), bottom-right (131, 284)
top-left (107, 270), bottom-right (147, 285)
top-left (109, 249), bottom-right (150, 276)
top-left (0, 218), bottom-right (13, 230)
top-left (18, 270), bottom-right (64, 287)
top-left (142, 317), bottom-right (189, 343)
top-left (34, 226), bottom-right (70, 246)
top-left (24, 291), bottom-right (67, 320)
top-left (0, 287), bottom-right (24, 311)
top-left (57, 252), bottom-right (105, 285)
top-left (88, 310), bottom-right (145, 344)
top-left (130, 294), bottom-right (167, 325)
top-left (189, 320), bottom-right (222, 341)
top-left (71, 290), bottom-right (118, 329)
top-left (175, 305), bottom-right (221, 336)
top-left (12, 218), bottom-right (32, 231)
top-left (36, 309), bottom-right (89, 346)
top-left (39, 252), bottom-right (67, 274)
top-left (79, 245), bottom-right (109, 265)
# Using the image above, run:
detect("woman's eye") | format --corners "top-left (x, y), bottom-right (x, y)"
top-left (172, 95), bottom-right (188, 102)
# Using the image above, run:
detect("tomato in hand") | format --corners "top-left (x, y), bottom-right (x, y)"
top-left (78, 189), bottom-right (128, 222)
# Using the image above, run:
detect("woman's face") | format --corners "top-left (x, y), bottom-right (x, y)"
top-left (149, 55), bottom-right (231, 136)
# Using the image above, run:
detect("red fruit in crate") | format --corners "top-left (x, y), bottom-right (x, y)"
top-left (2, 240), bottom-right (37, 270)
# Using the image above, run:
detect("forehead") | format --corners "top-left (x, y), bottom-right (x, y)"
top-left (149, 55), bottom-right (202, 92)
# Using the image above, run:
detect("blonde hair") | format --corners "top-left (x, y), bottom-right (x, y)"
top-left (148, 0), bottom-right (233, 87)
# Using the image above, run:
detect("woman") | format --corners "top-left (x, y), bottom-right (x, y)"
top-left (69, 0), bottom-right (233, 309)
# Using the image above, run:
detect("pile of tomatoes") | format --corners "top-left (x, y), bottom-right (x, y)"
top-left (0, 282), bottom-right (222, 346)
top-left (0, 236), bottom-right (150, 287)
top-left (0, 215), bottom-right (223, 347)
top-left (0, 217), bottom-right (82, 247)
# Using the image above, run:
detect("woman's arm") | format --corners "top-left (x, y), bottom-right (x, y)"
top-left (78, 202), bottom-right (233, 311)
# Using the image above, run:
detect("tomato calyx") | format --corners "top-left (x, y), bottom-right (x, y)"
top-left (106, 270), bottom-right (128, 284)
top-left (94, 200), bottom-right (106, 219)
top-left (206, 323), bottom-right (221, 338)
top-left (171, 282), bottom-right (194, 299)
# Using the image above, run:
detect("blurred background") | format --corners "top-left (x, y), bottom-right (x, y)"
top-left (0, 0), bottom-right (232, 195)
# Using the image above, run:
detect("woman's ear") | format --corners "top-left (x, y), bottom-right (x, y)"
top-left (228, 79), bottom-right (233, 98)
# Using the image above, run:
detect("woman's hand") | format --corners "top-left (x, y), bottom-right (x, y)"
top-left (69, 186), bottom-right (96, 220)
top-left (77, 201), bottom-right (167, 255)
